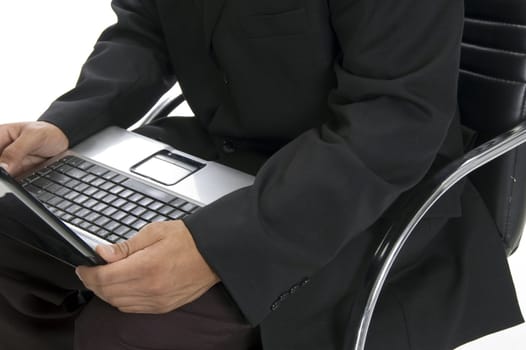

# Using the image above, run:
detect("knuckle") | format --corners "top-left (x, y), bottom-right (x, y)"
top-left (116, 241), bottom-right (131, 257)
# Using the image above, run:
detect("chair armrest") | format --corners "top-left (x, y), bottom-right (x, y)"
top-left (347, 120), bottom-right (526, 350)
top-left (129, 83), bottom-right (186, 130)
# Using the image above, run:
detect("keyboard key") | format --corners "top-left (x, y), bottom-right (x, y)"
top-left (92, 203), bottom-right (108, 213)
top-left (111, 174), bottom-right (128, 184)
top-left (36, 191), bottom-right (54, 203)
top-left (121, 178), bottom-right (175, 203)
top-left (123, 230), bottom-right (137, 239)
top-left (56, 164), bottom-right (73, 174)
top-left (65, 179), bottom-right (81, 189)
top-left (36, 168), bottom-right (52, 177)
top-left (92, 190), bottom-right (109, 200)
top-left (85, 211), bottom-right (101, 222)
top-left (115, 226), bottom-right (131, 237)
top-left (25, 184), bottom-right (44, 196)
top-left (121, 202), bottom-right (137, 212)
top-left (56, 200), bottom-right (73, 211)
top-left (88, 165), bottom-right (109, 177)
top-left (83, 199), bottom-right (99, 209)
top-left (100, 181), bottom-right (115, 191)
top-left (102, 171), bottom-right (118, 181)
top-left (81, 174), bottom-right (97, 183)
top-left (170, 198), bottom-right (187, 208)
top-left (105, 221), bottom-right (121, 232)
top-left (106, 234), bottom-right (121, 243)
top-left (148, 201), bottom-right (164, 211)
top-left (118, 189), bottom-right (134, 199)
top-left (32, 177), bottom-right (53, 189)
top-left (75, 183), bottom-right (89, 192)
top-left (47, 172), bottom-right (72, 186)
top-left (111, 198), bottom-right (127, 208)
top-left (142, 210), bottom-right (158, 221)
top-left (110, 185), bottom-right (125, 195)
top-left (128, 193), bottom-right (145, 203)
top-left (74, 194), bottom-right (90, 205)
top-left (64, 156), bottom-right (84, 167)
top-left (76, 208), bottom-right (91, 218)
top-left (91, 178), bottom-right (106, 188)
top-left (112, 210), bottom-right (127, 221)
top-left (138, 197), bottom-right (154, 207)
top-left (95, 216), bottom-right (111, 227)
top-left (83, 186), bottom-right (98, 197)
top-left (181, 202), bottom-right (198, 213)
top-left (46, 196), bottom-right (62, 207)
top-left (131, 219), bottom-right (148, 231)
top-left (150, 215), bottom-right (168, 223)
top-left (158, 205), bottom-right (175, 216)
top-left (68, 204), bottom-right (82, 214)
top-left (122, 215), bottom-right (138, 226)
top-left (102, 206), bottom-right (118, 216)
top-left (101, 194), bottom-right (117, 204)
top-left (77, 161), bottom-right (94, 171)
top-left (55, 187), bottom-right (70, 197)
top-left (168, 209), bottom-right (186, 220)
top-left (63, 190), bottom-right (80, 201)
top-left (131, 206), bottom-right (147, 217)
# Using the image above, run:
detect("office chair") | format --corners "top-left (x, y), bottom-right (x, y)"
top-left (135, 0), bottom-right (526, 348)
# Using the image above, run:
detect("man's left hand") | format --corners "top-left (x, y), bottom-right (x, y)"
top-left (76, 220), bottom-right (220, 314)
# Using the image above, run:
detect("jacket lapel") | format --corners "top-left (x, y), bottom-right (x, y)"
top-left (203, 0), bottom-right (226, 51)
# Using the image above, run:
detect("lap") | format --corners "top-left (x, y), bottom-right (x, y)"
top-left (0, 220), bottom-right (260, 350)
top-left (75, 284), bottom-right (261, 350)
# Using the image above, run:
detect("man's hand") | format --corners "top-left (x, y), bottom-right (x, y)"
top-left (76, 220), bottom-right (220, 314)
top-left (0, 121), bottom-right (69, 176)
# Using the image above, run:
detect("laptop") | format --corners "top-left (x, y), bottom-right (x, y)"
top-left (0, 126), bottom-right (254, 267)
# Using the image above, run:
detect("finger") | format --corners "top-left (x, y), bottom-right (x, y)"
top-left (76, 247), bottom-right (152, 287)
top-left (0, 123), bottom-right (20, 155)
top-left (0, 132), bottom-right (43, 175)
top-left (98, 224), bottom-right (163, 263)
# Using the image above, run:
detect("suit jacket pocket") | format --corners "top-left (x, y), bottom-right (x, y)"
top-left (241, 8), bottom-right (307, 38)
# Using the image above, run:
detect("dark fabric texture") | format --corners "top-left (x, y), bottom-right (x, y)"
top-left (0, 209), bottom-right (261, 350)
top-left (27, 0), bottom-right (526, 349)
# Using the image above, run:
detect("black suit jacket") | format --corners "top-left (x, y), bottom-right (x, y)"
top-left (40, 0), bottom-right (523, 348)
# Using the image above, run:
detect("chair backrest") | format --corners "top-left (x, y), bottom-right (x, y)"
top-left (459, 0), bottom-right (526, 255)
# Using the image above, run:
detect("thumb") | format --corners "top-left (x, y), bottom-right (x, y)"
top-left (0, 135), bottom-right (39, 175)
top-left (96, 226), bottom-right (161, 263)
top-left (0, 133), bottom-right (42, 174)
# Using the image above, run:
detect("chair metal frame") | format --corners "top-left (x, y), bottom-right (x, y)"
top-left (139, 91), bottom-right (526, 350)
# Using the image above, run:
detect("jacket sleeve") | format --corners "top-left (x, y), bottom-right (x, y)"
top-left (183, 0), bottom-right (464, 325)
top-left (38, 0), bottom-right (175, 146)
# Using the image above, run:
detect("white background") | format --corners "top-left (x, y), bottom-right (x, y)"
top-left (0, 2), bottom-right (524, 348)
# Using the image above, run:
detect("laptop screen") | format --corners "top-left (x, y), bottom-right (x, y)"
top-left (0, 167), bottom-right (105, 267)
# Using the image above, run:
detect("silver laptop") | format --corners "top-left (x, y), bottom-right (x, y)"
top-left (0, 126), bottom-right (254, 266)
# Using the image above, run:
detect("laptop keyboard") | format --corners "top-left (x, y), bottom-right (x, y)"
top-left (20, 155), bottom-right (201, 243)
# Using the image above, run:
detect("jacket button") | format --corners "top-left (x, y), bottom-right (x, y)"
top-left (222, 140), bottom-right (235, 153)
top-left (279, 291), bottom-right (290, 301)
top-left (271, 301), bottom-right (280, 311)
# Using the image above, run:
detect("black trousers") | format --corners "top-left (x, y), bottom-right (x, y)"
top-left (0, 118), bottom-right (264, 350)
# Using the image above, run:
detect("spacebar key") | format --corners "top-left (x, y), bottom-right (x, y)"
top-left (121, 178), bottom-right (175, 203)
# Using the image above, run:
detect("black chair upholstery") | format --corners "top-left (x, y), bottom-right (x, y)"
top-left (346, 1), bottom-right (526, 348)
top-left (460, 0), bottom-right (526, 255)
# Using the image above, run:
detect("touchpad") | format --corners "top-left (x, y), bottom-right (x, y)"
top-left (131, 150), bottom-right (205, 186)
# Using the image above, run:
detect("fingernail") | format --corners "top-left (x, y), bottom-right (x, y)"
top-left (0, 163), bottom-right (8, 172)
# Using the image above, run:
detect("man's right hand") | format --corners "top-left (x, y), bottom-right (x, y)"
top-left (0, 121), bottom-right (69, 176)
